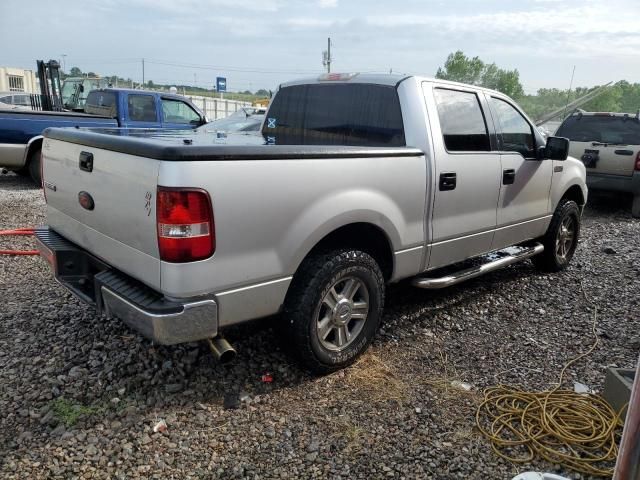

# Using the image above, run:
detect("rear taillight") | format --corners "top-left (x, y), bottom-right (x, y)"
top-left (157, 187), bottom-right (214, 262)
top-left (635, 152), bottom-right (640, 171)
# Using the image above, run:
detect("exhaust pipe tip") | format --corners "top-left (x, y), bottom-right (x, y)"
top-left (206, 337), bottom-right (236, 364)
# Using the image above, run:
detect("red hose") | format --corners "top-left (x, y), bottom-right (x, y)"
top-left (0, 228), bottom-right (39, 255)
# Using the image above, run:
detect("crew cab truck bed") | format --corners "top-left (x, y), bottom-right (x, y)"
top-left (37, 74), bottom-right (587, 373)
top-left (0, 88), bottom-right (206, 184)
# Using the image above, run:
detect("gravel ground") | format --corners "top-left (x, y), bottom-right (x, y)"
top-left (0, 172), bottom-right (638, 479)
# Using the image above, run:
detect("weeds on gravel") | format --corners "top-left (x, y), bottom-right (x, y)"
top-left (51, 398), bottom-right (105, 427)
top-left (329, 417), bottom-right (367, 455)
top-left (344, 352), bottom-right (408, 404)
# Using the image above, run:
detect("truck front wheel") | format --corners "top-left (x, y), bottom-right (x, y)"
top-left (282, 249), bottom-right (385, 374)
top-left (532, 199), bottom-right (580, 272)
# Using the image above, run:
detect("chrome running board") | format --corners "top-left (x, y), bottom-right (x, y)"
top-left (412, 243), bottom-right (544, 290)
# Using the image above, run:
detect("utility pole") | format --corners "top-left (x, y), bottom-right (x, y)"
top-left (322, 37), bottom-right (332, 73)
top-left (142, 58), bottom-right (145, 86)
top-left (60, 54), bottom-right (67, 73)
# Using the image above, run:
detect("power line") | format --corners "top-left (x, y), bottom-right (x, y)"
top-left (144, 58), bottom-right (321, 75)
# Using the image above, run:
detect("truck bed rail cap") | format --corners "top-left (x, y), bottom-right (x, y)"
top-left (43, 128), bottom-right (424, 161)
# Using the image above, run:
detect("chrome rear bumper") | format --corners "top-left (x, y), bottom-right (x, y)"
top-left (35, 227), bottom-right (218, 345)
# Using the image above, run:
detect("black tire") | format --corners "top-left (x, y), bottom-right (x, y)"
top-left (282, 249), bottom-right (385, 374)
top-left (12, 167), bottom-right (30, 177)
top-left (532, 199), bottom-right (581, 272)
top-left (632, 194), bottom-right (640, 219)
top-left (27, 148), bottom-right (42, 187)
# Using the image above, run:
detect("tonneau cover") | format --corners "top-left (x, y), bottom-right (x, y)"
top-left (43, 127), bottom-right (423, 161)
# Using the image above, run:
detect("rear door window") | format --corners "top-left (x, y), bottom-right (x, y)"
top-left (264, 83), bottom-right (405, 146)
top-left (128, 94), bottom-right (157, 122)
top-left (556, 115), bottom-right (640, 145)
top-left (85, 91), bottom-right (117, 117)
top-left (433, 88), bottom-right (490, 152)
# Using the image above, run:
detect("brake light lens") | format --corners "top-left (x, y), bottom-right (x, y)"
top-left (157, 187), bottom-right (214, 262)
top-left (317, 72), bottom-right (358, 82)
top-left (635, 152), bottom-right (640, 171)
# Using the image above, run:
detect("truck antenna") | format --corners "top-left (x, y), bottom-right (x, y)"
top-left (561, 65), bottom-right (576, 121)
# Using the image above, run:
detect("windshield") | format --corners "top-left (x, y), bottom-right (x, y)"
top-left (62, 78), bottom-right (110, 110)
top-left (556, 115), bottom-right (640, 144)
top-left (201, 114), bottom-right (264, 132)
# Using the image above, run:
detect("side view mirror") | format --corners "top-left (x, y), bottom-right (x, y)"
top-left (544, 136), bottom-right (570, 161)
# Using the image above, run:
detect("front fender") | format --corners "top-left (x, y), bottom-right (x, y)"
top-left (550, 157), bottom-right (588, 210)
top-left (23, 135), bottom-right (44, 164)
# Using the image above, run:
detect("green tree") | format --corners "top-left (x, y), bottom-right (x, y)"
top-left (436, 51), bottom-right (524, 99)
top-left (69, 66), bottom-right (83, 77)
top-left (255, 89), bottom-right (270, 97)
top-left (436, 51), bottom-right (485, 85)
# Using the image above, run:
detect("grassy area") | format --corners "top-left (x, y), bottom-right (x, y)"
top-left (51, 398), bottom-right (105, 427)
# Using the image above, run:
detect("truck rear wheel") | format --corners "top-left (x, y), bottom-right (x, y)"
top-left (632, 195), bottom-right (640, 218)
top-left (28, 148), bottom-right (42, 187)
top-left (282, 249), bottom-right (385, 374)
top-left (532, 199), bottom-right (580, 272)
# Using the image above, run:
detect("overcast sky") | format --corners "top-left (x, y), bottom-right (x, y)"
top-left (1, 0), bottom-right (638, 94)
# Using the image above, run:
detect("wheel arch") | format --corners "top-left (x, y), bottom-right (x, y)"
top-left (560, 184), bottom-right (586, 208)
top-left (294, 222), bottom-right (396, 282)
top-left (22, 135), bottom-right (43, 165)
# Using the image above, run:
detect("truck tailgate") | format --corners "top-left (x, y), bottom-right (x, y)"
top-left (42, 137), bottom-right (161, 289)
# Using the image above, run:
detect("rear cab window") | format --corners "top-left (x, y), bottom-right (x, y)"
top-left (433, 88), bottom-right (490, 152)
top-left (557, 115), bottom-right (640, 145)
top-left (264, 83), bottom-right (405, 146)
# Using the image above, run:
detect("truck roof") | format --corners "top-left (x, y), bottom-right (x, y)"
top-left (280, 73), bottom-right (506, 97)
top-left (90, 88), bottom-right (188, 101)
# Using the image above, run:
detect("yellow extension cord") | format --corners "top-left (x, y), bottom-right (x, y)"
top-left (476, 295), bottom-right (626, 477)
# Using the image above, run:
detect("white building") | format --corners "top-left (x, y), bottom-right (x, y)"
top-left (0, 67), bottom-right (38, 93)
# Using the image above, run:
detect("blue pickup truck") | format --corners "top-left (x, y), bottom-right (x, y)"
top-left (0, 88), bottom-right (206, 184)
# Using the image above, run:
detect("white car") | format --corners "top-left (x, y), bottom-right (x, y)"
top-left (0, 92), bottom-right (33, 110)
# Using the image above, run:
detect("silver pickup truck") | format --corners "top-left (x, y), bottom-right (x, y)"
top-left (36, 74), bottom-right (587, 373)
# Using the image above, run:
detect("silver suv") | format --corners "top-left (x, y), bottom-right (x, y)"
top-left (556, 111), bottom-right (640, 217)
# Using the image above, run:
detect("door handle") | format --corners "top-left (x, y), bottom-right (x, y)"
top-left (439, 172), bottom-right (457, 191)
top-left (503, 169), bottom-right (516, 185)
top-left (79, 151), bottom-right (93, 173)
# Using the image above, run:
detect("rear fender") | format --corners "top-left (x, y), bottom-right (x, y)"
top-left (283, 189), bottom-right (405, 276)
